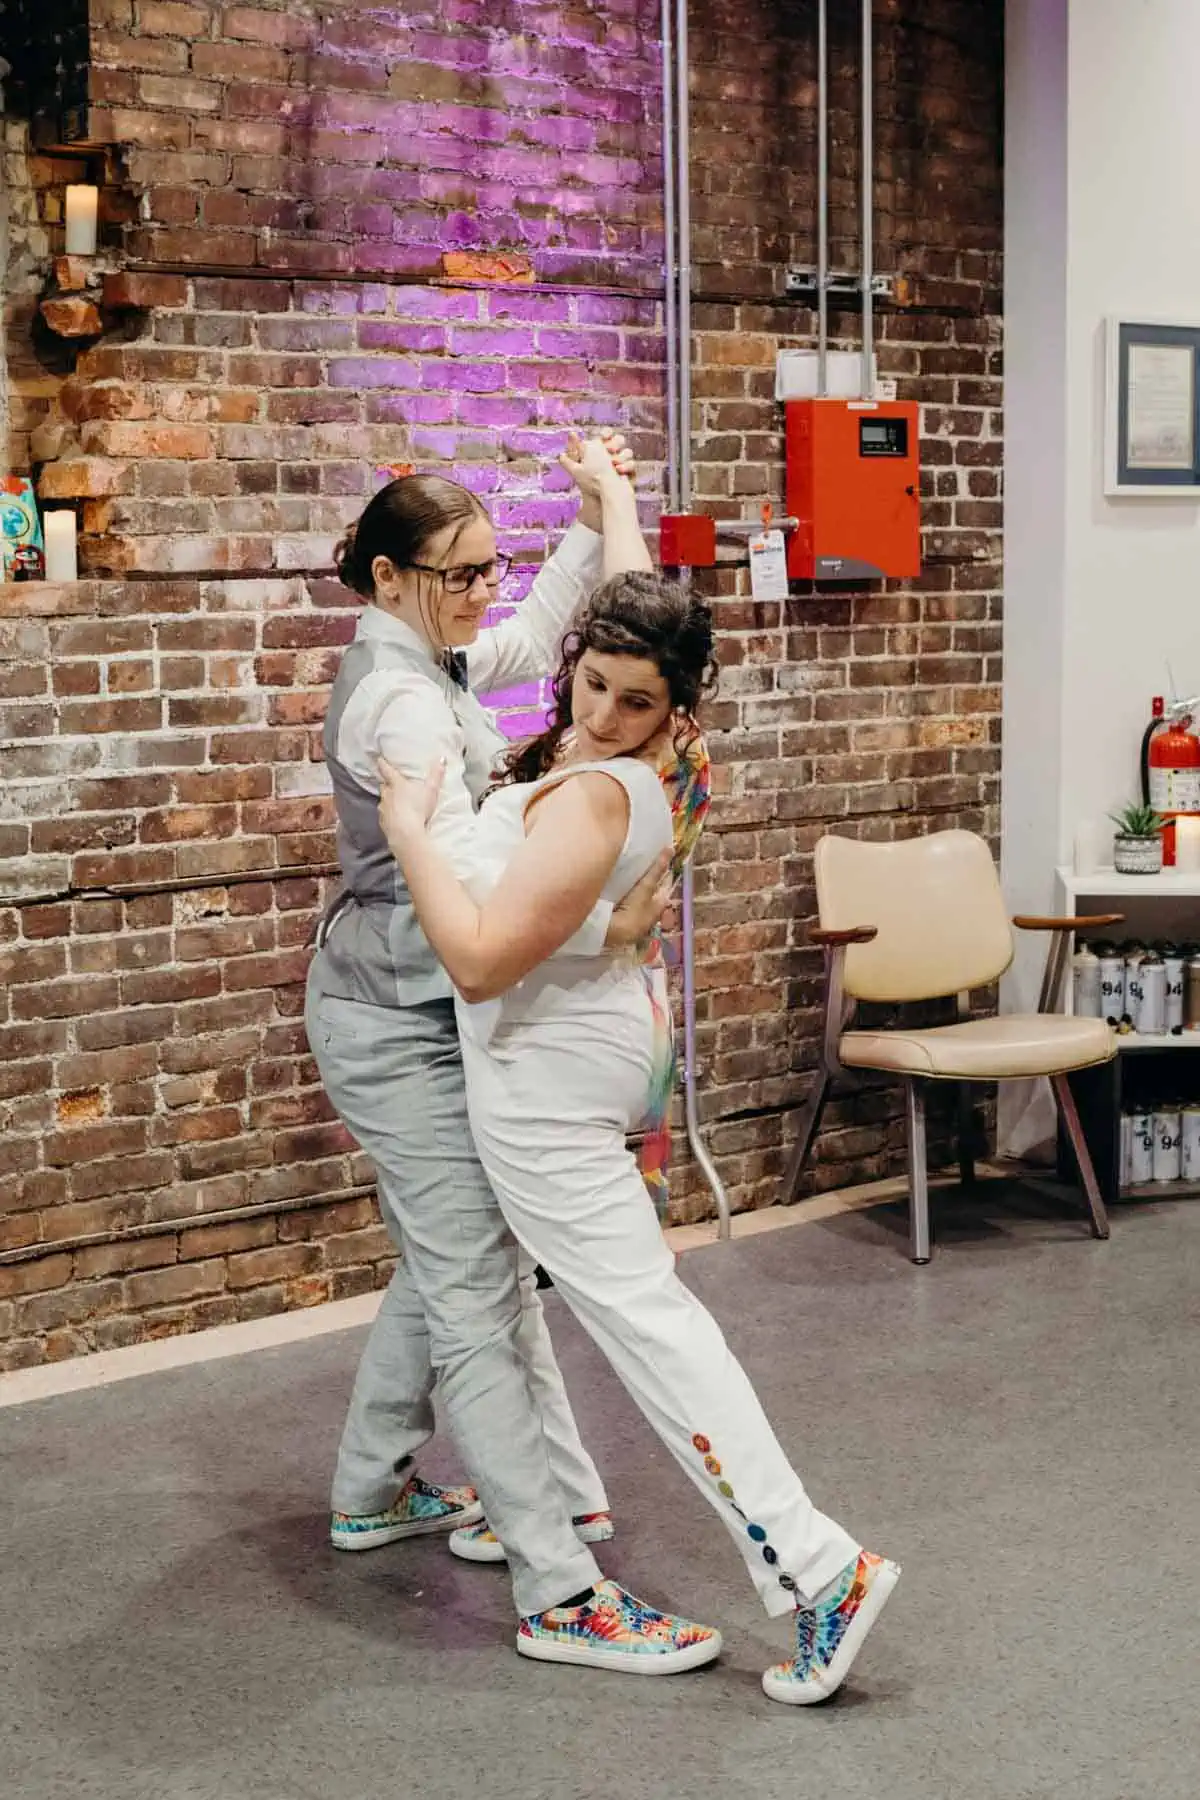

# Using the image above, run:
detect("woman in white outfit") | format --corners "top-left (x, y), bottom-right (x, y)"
top-left (376, 447), bottom-right (902, 1704)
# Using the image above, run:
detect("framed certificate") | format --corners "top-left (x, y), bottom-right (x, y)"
top-left (1105, 318), bottom-right (1200, 494)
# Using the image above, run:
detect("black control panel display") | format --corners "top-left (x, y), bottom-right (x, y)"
top-left (859, 417), bottom-right (908, 458)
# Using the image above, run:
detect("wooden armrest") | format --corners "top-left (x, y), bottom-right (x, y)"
top-left (810, 926), bottom-right (878, 947)
top-left (1013, 913), bottom-right (1125, 931)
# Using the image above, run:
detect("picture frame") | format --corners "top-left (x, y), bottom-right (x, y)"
top-left (1104, 317), bottom-right (1200, 496)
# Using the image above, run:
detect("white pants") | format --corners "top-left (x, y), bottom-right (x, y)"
top-left (460, 966), bottom-right (860, 1617)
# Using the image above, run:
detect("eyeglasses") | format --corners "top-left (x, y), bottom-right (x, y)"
top-left (404, 554), bottom-right (512, 595)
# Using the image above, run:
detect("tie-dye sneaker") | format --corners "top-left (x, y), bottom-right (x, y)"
top-left (449, 1510), bottom-right (615, 1565)
top-left (517, 1579), bottom-right (721, 1674)
top-left (762, 1550), bottom-right (901, 1705)
top-left (330, 1474), bottom-right (483, 1552)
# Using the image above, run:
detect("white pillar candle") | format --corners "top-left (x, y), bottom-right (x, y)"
top-left (64, 185), bottom-right (98, 256)
top-left (43, 510), bottom-right (78, 583)
top-left (1175, 815), bottom-right (1200, 874)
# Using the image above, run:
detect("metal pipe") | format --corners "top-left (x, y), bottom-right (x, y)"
top-left (674, 0), bottom-right (693, 510)
top-left (682, 861), bottom-right (731, 1239)
top-left (661, 0), bottom-right (681, 512)
top-left (817, 0), bottom-right (829, 395)
top-left (663, 0), bottom-right (730, 1239)
top-left (861, 0), bottom-right (875, 397)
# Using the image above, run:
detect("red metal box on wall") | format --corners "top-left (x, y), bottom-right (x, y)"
top-left (785, 398), bottom-right (921, 582)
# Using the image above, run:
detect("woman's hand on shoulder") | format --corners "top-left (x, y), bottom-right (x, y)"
top-left (605, 849), bottom-right (672, 949)
top-left (376, 754), bottom-right (445, 857)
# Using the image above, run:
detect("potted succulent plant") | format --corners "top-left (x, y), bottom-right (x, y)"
top-left (1110, 800), bottom-right (1165, 874)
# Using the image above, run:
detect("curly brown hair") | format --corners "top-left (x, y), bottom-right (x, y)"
top-left (496, 571), bottom-right (718, 788)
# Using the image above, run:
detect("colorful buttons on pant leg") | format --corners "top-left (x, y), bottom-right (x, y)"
top-left (718, 1481), bottom-right (734, 1499)
top-left (692, 1435), bottom-right (711, 1454)
top-left (748, 1524), bottom-right (767, 1542)
top-left (704, 1456), bottom-right (721, 1475)
top-left (762, 1546), bottom-right (778, 1565)
top-left (778, 1574), bottom-right (798, 1592)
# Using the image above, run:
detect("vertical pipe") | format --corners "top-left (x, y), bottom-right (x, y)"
top-left (817, 0), bottom-right (829, 395)
top-left (682, 862), bottom-right (731, 1240)
top-left (861, 0), bottom-right (875, 397)
top-left (675, 0), bottom-right (692, 510)
top-left (661, 0), bottom-right (681, 513)
top-left (671, 0), bottom-right (731, 1241)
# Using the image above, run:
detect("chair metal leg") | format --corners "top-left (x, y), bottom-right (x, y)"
top-left (1051, 1072), bottom-right (1111, 1240)
top-left (957, 1082), bottom-right (976, 1188)
top-left (781, 1068), bottom-right (831, 1206)
top-left (905, 1077), bottom-right (932, 1263)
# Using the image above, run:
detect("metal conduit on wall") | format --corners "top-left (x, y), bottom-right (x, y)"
top-left (662, 0), bottom-right (731, 1240)
top-left (662, 0), bottom-right (879, 1234)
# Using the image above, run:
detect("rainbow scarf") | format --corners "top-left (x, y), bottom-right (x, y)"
top-left (637, 727), bottom-right (711, 1220)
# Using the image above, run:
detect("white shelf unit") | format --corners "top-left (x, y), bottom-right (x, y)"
top-left (1056, 865), bottom-right (1200, 902)
top-left (1049, 864), bottom-right (1200, 1202)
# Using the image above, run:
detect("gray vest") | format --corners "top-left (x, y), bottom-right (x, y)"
top-left (318, 633), bottom-right (453, 1009)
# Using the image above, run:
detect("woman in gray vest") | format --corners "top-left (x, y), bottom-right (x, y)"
top-left (306, 435), bottom-right (689, 1668)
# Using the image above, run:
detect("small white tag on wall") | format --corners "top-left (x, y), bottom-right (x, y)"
top-left (749, 528), bottom-right (789, 601)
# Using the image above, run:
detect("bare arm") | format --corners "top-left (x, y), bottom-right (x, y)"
top-left (378, 761), bottom-right (632, 1004)
top-left (465, 430), bottom-right (638, 695)
top-left (564, 437), bottom-right (653, 579)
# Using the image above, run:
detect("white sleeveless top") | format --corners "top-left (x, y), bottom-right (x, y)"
top-left (458, 755), bottom-right (672, 1041)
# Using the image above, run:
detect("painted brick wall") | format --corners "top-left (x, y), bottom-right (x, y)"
top-left (0, 0), bottom-right (1005, 1365)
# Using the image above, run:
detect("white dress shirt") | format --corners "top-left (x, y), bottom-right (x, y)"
top-left (333, 519), bottom-right (614, 947)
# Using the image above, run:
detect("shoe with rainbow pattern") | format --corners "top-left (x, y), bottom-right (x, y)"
top-left (330, 1474), bottom-right (483, 1552)
top-left (762, 1550), bottom-right (901, 1705)
top-left (516, 1579), bottom-right (721, 1674)
top-left (449, 1510), bottom-right (615, 1564)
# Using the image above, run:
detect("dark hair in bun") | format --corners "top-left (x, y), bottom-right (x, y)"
top-left (334, 474), bottom-right (486, 600)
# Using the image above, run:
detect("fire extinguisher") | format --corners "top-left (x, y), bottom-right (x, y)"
top-left (1141, 694), bottom-right (1200, 866)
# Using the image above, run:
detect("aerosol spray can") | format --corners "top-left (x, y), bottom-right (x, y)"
top-left (1119, 1111), bottom-right (1134, 1191)
top-left (1185, 953), bottom-right (1200, 1029)
top-left (1181, 1104), bottom-right (1200, 1182)
top-left (1135, 952), bottom-right (1167, 1036)
top-left (1071, 944), bottom-right (1101, 1018)
top-left (1098, 949), bottom-right (1126, 1024)
top-left (1163, 947), bottom-right (1186, 1032)
top-left (1129, 1108), bottom-right (1154, 1185)
top-left (1124, 948), bottom-right (1146, 1027)
top-left (1152, 1105), bottom-right (1182, 1183)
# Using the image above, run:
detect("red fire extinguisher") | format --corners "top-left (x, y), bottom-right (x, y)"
top-left (1141, 694), bottom-right (1200, 866)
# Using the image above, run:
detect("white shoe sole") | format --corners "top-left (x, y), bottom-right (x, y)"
top-left (331, 1498), bottom-right (484, 1552)
top-left (449, 1518), bottom-right (614, 1565)
top-left (516, 1627), bottom-right (723, 1675)
top-left (761, 1559), bottom-right (901, 1706)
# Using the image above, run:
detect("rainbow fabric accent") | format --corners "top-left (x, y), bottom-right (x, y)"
top-left (637, 728), bottom-right (711, 1220)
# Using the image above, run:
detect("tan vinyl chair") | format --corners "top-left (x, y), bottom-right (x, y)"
top-left (780, 830), bottom-right (1121, 1263)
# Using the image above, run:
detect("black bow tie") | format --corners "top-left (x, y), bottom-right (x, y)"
top-left (443, 649), bottom-right (469, 692)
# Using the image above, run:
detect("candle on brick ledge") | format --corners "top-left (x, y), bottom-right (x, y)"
top-left (1176, 816), bottom-right (1200, 874)
top-left (64, 185), bottom-right (98, 256)
top-left (43, 510), bottom-right (78, 583)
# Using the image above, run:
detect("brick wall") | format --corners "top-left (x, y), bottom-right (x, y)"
top-left (0, 0), bottom-right (1005, 1365)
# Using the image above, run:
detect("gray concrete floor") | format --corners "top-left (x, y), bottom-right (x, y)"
top-left (2, 1181), bottom-right (1198, 1800)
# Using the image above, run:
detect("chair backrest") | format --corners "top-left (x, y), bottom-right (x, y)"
top-left (814, 830), bottom-right (1014, 1003)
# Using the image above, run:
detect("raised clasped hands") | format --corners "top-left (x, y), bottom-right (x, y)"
top-left (562, 428), bottom-right (636, 530)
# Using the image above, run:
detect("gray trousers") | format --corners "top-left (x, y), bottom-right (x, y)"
top-left (305, 955), bottom-right (603, 1617)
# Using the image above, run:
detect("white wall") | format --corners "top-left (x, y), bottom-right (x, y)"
top-left (1002, 0), bottom-right (1200, 1149)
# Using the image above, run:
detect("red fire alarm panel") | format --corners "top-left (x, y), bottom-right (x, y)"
top-left (785, 398), bottom-right (921, 581)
